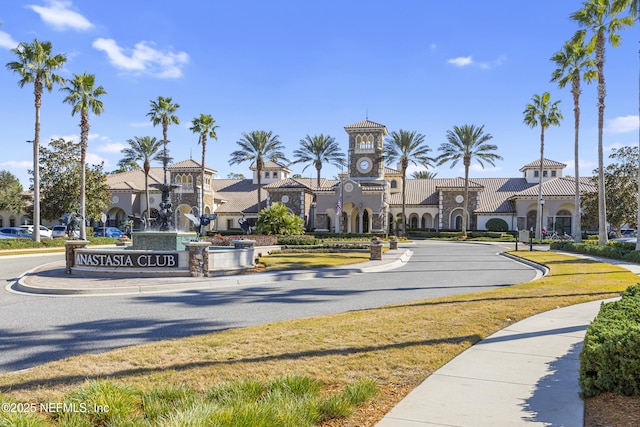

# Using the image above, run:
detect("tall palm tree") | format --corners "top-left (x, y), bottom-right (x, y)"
top-left (230, 131), bottom-right (288, 212)
top-left (189, 114), bottom-right (218, 232)
top-left (291, 134), bottom-right (346, 188)
top-left (437, 125), bottom-right (502, 237)
top-left (523, 92), bottom-right (563, 240)
top-left (625, 0), bottom-right (640, 249)
top-left (120, 136), bottom-right (164, 227)
top-left (551, 32), bottom-right (597, 243)
top-left (571, 0), bottom-right (633, 245)
top-left (147, 96), bottom-right (180, 185)
top-left (61, 72), bottom-right (106, 240)
top-left (5, 38), bottom-right (66, 242)
top-left (384, 129), bottom-right (432, 236)
top-left (411, 170), bottom-right (437, 179)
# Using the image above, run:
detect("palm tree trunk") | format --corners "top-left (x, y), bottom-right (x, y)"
top-left (79, 112), bottom-right (89, 240)
top-left (596, 33), bottom-right (608, 246)
top-left (537, 128), bottom-right (545, 241)
top-left (401, 168), bottom-right (407, 236)
top-left (462, 159), bottom-right (469, 237)
top-left (201, 137), bottom-right (206, 236)
top-left (32, 80), bottom-right (42, 242)
top-left (573, 81), bottom-right (582, 243)
top-left (144, 172), bottom-right (150, 230)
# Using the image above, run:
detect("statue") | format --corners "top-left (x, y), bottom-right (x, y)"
top-left (238, 214), bottom-right (256, 235)
top-left (61, 212), bottom-right (83, 239)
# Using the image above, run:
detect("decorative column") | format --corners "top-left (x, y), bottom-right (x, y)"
top-left (64, 240), bottom-right (89, 274)
top-left (185, 241), bottom-right (211, 277)
top-left (370, 239), bottom-right (383, 260)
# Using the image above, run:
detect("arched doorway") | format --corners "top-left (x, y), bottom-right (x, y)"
top-left (526, 210), bottom-right (537, 231)
top-left (363, 210), bottom-right (370, 233)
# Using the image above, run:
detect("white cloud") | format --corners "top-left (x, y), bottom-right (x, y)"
top-left (448, 56), bottom-right (473, 67)
top-left (96, 142), bottom-right (127, 153)
top-left (0, 30), bottom-right (18, 49)
top-left (27, 0), bottom-right (93, 31)
top-left (447, 55), bottom-right (506, 70)
top-left (92, 38), bottom-right (189, 78)
top-left (606, 115), bottom-right (639, 134)
top-left (0, 160), bottom-right (32, 169)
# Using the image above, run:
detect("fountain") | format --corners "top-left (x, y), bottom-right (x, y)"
top-left (64, 181), bottom-right (257, 278)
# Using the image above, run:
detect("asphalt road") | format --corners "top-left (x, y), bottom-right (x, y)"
top-left (0, 240), bottom-right (537, 373)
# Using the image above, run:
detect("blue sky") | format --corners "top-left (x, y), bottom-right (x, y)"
top-left (0, 1), bottom-right (638, 188)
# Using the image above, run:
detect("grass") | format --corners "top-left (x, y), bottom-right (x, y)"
top-left (259, 252), bottom-right (372, 271)
top-left (0, 250), bottom-right (637, 426)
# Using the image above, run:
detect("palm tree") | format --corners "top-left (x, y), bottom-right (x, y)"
top-left (291, 134), bottom-right (346, 188)
top-left (384, 129), bottom-right (432, 236)
top-left (523, 92), bottom-right (563, 240)
top-left (61, 72), bottom-right (106, 240)
top-left (571, 0), bottom-right (633, 245)
top-left (189, 114), bottom-right (218, 232)
top-left (230, 131), bottom-right (288, 212)
top-left (147, 96), bottom-right (180, 185)
top-left (120, 136), bottom-right (164, 227)
top-left (437, 125), bottom-right (502, 237)
top-left (5, 39), bottom-right (66, 242)
top-left (551, 33), bottom-right (597, 243)
top-left (625, 0), bottom-right (640, 249)
top-left (411, 170), bottom-right (437, 179)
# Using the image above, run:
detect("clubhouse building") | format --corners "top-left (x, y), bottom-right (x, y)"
top-left (97, 119), bottom-right (595, 237)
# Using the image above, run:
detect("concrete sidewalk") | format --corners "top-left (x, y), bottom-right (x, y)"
top-left (376, 254), bottom-right (640, 426)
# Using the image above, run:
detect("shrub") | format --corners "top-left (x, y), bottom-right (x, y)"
top-left (579, 284), bottom-right (640, 397)
top-left (256, 202), bottom-right (305, 236)
top-left (277, 236), bottom-right (320, 246)
top-left (485, 218), bottom-right (509, 232)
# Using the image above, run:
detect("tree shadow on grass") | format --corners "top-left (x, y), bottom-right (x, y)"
top-left (0, 333), bottom-right (482, 393)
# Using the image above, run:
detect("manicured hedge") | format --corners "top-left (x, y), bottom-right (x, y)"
top-left (550, 240), bottom-right (640, 263)
top-left (579, 284), bottom-right (640, 397)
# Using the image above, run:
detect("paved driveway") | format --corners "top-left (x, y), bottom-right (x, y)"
top-left (0, 241), bottom-right (537, 372)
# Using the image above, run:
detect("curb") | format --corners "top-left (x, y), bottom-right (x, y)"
top-left (12, 249), bottom-right (414, 296)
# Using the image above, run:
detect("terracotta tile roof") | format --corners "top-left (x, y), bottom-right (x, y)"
top-left (513, 176), bottom-right (596, 198)
top-left (519, 158), bottom-right (567, 171)
top-left (249, 160), bottom-right (291, 172)
top-left (473, 178), bottom-right (536, 213)
top-left (106, 168), bottom-right (163, 192)
top-left (344, 119), bottom-right (387, 129)
top-left (210, 179), bottom-right (260, 214)
top-left (264, 178), bottom-right (338, 191)
top-left (435, 177), bottom-right (484, 190)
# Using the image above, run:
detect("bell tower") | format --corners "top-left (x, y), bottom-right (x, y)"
top-left (344, 119), bottom-right (388, 181)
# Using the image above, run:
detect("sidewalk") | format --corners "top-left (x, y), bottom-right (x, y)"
top-left (376, 253), bottom-right (640, 426)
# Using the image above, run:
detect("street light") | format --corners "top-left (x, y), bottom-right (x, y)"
top-left (26, 139), bottom-right (40, 242)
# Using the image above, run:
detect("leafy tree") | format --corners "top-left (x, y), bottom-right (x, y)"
top-left (6, 38), bottom-right (66, 241)
top-left (291, 134), bottom-right (346, 188)
top-left (227, 172), bottom-right (245, 179)
top-left (230, 131), bottom-right (288, 212)
top-left (582, 146), bottom-right (638, 236)
top-left (0, 171), bottom-right (25, 214)
top-left (112, 159), bottom-right (141, 174)
top-left (189, 113), bottom-right (219, 232)
top-left (384, 129), bottom-right (432, 236)
top-left (551, 32), bottom-right (597, 242)
top-left (411, 170), bottom-right (437, 179)
top-left (147, 96), bottom-right (180, 184)
top-left (571, 0), bottom-right (633, 245)
top-left (256, 202), bottom-right (304, 235)
top-left (523, 92), bottom-right (563, 240)
top-left (61, 72), bottom-right (107, 239)
top-left (120, 136), bottom-right (164, 225)
top-left (36, 138), bottom-right (109, 222)
top-left (437, 124), bottom-right (502, 237)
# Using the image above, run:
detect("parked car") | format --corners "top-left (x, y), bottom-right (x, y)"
top-left (51, 225), bottom-right (69, 239)
top-left (19, 225), bottom-right (53, 240)
top-left (621, 229), bottom-right (636, 237)
top-left (93, 227), bottom-right (125, 238)
top-left (0, 227), bottom-right (32, 238)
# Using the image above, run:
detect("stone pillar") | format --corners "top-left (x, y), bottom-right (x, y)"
top-left (389, 238), bottom-right (398, 250)
top-left (64, 240), bottom-right (89, 274)
top-left (370, 241), bottom-right (383, 260)
top-left (185, 241), bottom-right (211, 277)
